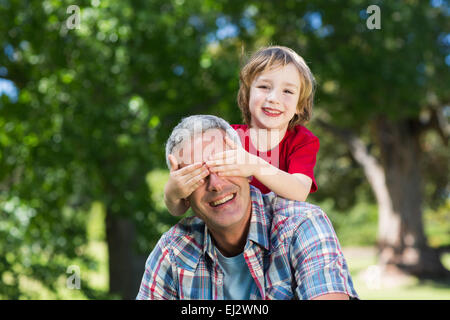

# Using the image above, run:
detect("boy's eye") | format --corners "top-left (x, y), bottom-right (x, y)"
top-left (258, 85), bottom-right (269, 89)
top-left (284, 89), bottom-right (294, 94)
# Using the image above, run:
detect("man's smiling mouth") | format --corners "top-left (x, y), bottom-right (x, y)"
top-left (209, 193), bottom-right (236, 207)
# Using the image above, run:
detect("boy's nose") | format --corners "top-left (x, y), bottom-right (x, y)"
top-left (266, 90), bottom-right (280, 104)
top-left (206, 172), bottom-right (226, 192)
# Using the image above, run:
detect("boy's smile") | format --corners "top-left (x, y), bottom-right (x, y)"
top-left (262, 107), bottom-right (283, 117)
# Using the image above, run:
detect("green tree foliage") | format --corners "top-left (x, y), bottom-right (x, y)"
top-left (0, 0), bottom-right (249, 299)
top-left (0, 0), bottom-right (448, 298)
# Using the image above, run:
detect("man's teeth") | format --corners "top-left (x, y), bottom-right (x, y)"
top-left (211, 194), bottom-right (235, 207)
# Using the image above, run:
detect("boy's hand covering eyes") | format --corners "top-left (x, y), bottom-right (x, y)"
top-left (206, 137), bottom-right (260, 178)
top-left (165, 155), bottom-right (210, 202)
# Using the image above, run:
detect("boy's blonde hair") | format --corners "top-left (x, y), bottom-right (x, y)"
top-left (237, 46), bottom-right (316, 129)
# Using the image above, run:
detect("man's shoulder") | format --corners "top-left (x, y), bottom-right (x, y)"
top-left (158, 216), bottom-right (205, 270)
top-left (163, 215), bottom-right (205, 238)
top-left (263, 193), bottom-right (324, 220)
top-left (263, 194), bottom-right (331, 241)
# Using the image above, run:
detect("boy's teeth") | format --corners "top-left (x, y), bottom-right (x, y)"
top-left (264, 108), bottom-right (281, 114)
top-left (211, 194), bottom-right (234, 206)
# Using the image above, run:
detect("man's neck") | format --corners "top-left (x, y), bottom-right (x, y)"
top-left (211, 227), bottom-right (249, 257)
top-left (208, 209), bottom-right (252, 257)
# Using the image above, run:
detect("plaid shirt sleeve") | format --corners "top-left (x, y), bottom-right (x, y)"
top-left (289, 207), bottom-right (358, 300)
top-left (136, 236), bottom-right (178, 300)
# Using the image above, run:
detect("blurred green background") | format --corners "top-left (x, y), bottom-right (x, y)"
top-left (0, 0), bottom-right (449, 299)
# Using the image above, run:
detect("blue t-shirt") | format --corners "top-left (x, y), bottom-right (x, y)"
top-left (216, 248), bottom-right (256, 300)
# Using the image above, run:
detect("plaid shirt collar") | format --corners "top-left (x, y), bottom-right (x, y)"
top-left (201, 186), bottom-right (271, 262)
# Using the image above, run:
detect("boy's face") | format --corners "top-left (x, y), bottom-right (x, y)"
top-left (248, 63), bottom-right (301, 131)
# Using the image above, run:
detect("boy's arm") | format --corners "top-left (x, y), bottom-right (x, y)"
top-left (252, 160), bottom-right (312, 201)
top-left (164, 189), bottom-right (190, 216)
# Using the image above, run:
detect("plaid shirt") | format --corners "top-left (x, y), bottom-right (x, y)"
top-left (137, 186), bottom-right (358, 300)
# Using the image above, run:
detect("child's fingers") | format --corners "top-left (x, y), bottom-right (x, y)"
top-left (185, 173), bottom-right (208, 193)
top-left (206, 157), bottom-right (237, 167)
top-left (208, 150), bottom-right (235, 161)
top-left (185, 169), bottom-right (209, 185)
top-left (178, 167), bottom-right (209, 189)
top-left (192, 178), bottom-right (206, 190)
top-left (217, 169), bottom-right (243, 177)
top-left (174, 162), bottom-right (204, 177)
top-left (206, 153), bottom-right (237, 166)
top-left (209, 164), bottom-right (239, 174)
top-left (213, 164), bottom-right (245, 177)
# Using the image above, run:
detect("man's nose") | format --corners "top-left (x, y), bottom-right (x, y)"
top-left (206, 172), bottom-right (226, 192)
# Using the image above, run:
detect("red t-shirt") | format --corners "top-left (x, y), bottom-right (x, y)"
top-left (231, 124), bottom-right (319, 194)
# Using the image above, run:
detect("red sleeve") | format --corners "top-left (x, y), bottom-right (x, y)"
top-left (230, 124), bottom-right (246, 131)
top-left (287, 132), bottom-right (320, 193)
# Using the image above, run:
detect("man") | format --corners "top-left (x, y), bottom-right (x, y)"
top-left (137, 115), bottom-right (358, 300)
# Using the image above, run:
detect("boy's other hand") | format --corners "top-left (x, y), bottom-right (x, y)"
top-left (205, 137), bottom-right (260, 178)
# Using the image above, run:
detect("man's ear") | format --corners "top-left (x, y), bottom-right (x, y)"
top-left (168, 154), bottom-right (179, 171)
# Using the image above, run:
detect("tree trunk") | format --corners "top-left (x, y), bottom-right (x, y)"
top-left (105, 213), bottom-right (147, 299)
top-left (373, 117), bottom-right (447, 277)
top-left (317, 118), bottom-right (448, 278)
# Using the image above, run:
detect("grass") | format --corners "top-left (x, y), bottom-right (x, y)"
top-left (343, 247), bottom-right (450, 300)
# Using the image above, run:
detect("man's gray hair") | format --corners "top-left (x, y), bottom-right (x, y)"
top-left (165, 115), bottom-right (242, 169)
